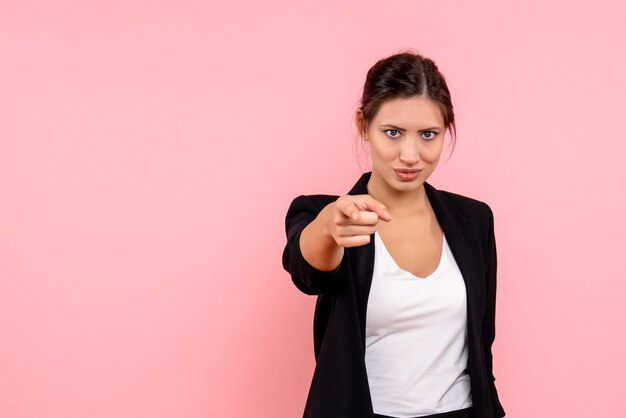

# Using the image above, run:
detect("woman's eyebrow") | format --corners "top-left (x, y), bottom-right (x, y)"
top-left (380, 124), bottom-right (442, 131)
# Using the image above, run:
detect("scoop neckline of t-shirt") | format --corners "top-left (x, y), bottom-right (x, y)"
top-left (374, 231), bottom-right (447, 280)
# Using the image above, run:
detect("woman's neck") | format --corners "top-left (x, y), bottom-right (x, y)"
top-left (366, 171), bottom-right (430, 217)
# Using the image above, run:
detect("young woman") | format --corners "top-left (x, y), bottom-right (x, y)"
top-left (282, 51), bottom-right (506, 418)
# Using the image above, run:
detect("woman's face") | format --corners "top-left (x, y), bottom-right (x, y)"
top-left (358, 95), bottom-right (446, 195)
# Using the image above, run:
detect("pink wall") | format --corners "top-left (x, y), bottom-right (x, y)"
top-left (2, 1), bottom-right (625, 417)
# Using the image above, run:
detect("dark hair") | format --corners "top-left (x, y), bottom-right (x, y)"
top-left (356, 50), bottom-right (457, 157)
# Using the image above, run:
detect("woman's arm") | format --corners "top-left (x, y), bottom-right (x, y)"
top-left (299, 204), bottom-right (344, 272)
top-left (282, 195), bottom-right (347, 295)
top-left (282, 193), bottom-right (389, 295)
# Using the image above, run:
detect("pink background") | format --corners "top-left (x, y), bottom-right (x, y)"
top-left (2, 1), bottom-right (625, 417)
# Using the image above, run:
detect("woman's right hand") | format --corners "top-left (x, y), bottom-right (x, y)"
top-left (319, 195), bottom-right (392, 248)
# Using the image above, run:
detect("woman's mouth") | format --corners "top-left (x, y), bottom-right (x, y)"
top-left (394, 169), bottom-right (422, 181)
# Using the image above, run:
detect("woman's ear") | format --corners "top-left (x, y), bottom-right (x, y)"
top-left (354, 110), bottom-right (367, 141)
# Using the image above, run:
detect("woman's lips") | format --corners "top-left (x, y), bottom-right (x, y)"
top-left (394, 169), bottom-right (422, 181)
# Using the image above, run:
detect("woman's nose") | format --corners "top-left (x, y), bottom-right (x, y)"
top-left (399, 138), bottom-right (420, 164)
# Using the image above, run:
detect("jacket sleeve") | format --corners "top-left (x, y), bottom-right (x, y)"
top-left (483, 203), bottom-right (506, 417)
top-left (282, 194), bottom-right (348, 295)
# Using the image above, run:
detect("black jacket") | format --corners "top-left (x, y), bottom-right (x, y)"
top-left (282, 171), bottom-right (506, 418)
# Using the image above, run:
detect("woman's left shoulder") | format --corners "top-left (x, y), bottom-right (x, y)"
top-left (432, 188), bottom-right (494, 244)
top-left (435, 187), bottom-right (493, 216)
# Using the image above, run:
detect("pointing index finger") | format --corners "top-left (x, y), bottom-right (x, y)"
top-left (340, 201), bottom-right (361, 222)
top-left (364, 195), bottom-right (391, 222)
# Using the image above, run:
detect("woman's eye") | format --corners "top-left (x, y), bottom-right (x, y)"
top-left (385, 129), bottom-right (401, 138)
top-left (422, 131), bottom-right (437, 140)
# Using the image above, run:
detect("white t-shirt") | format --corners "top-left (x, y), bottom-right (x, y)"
top-left (365, 231), bottom-right (472, 418)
